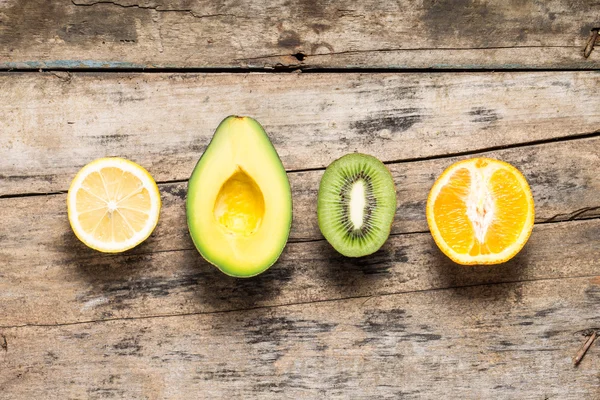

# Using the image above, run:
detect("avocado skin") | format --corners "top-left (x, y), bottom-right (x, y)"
top-left (186, 116), bottom-right (292, 278)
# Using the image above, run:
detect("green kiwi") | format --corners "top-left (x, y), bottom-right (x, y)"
top-left (317, 153), bottom-right (397, 257)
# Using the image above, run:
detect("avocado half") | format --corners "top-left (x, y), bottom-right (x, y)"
top-left (186, 116), bottom-right (292, 277)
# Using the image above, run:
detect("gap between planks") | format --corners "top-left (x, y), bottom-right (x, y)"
top-left (2, 66), bottom-right (600, 73)
top-left (2, 272), bottom-right (599, 331)
top-left (2, 129), bottom-right (600, 200)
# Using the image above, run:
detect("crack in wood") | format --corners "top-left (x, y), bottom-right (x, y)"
top-left (379, 130), bottom-right (600, 166)
top-left (543, 206), bottom-right (600, 223)
top-left (49, 71), bottom-right (72, 83)
top-left (2, 130), bottom-right (600, 200)
top-left (0, 190), bottom-right (67, 199)
top-left (2, 273), bottom-right (600, 331)
top-left (573, 327), bottom-right (600, 337)
top-left (236, 45), bottom-right (580, 63)
top-left (70, 0), bottom-right (240, 20)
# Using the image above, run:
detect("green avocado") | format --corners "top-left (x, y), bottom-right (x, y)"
top-left (186, 116), bottom-right (292, 277)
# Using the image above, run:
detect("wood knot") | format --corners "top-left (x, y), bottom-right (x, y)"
top-left (292, 52), bottom-right (306, 62)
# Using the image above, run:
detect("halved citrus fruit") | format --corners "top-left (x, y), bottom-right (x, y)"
top-left (67, 157), bottom-right (161, 253)
top-left (426, 158), bottom-right (534, 265)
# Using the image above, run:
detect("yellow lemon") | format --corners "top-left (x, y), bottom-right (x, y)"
top-left (67, 157), bottom-right (161, 253)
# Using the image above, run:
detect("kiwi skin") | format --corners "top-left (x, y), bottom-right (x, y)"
top-left (317, 153), bottom-right (397, 257)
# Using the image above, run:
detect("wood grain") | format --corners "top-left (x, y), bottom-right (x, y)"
top-left (2, 135), bottom-right (600, 264)
top-left (2, 216), bottom-right (599, 327)
top-left (2, 276), bottom-right (600, 399)
top-left (2, 72), bottom-right (600, 196)
top-left (1, 69), bottom-right (600, 326)
top-left (2, 0), bottom-right (600, 395)
top-left (0, 0), bottom-right (598, 70)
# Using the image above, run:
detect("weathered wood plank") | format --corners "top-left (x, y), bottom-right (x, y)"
top-left (2, 276), bottom-right (600, 398)
top-left (1, 217), bottom-right (599, 327)
top-left (2, 72), bottom-right (600, 196)
top-left (2, 119), bottom-right (600, 326)
top-left (0, 0), bottom-right (598, 70)
top-left (2, 136), bottom-right (599, 264)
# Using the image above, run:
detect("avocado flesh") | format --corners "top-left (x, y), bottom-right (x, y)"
top-left (186, 116), bottom-right (292, 277)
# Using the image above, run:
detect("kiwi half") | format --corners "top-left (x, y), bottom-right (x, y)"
top-left (317, 153), bottom-right (397, 257)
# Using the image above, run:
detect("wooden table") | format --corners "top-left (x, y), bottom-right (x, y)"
top-left (1, 1), bottom-right (600, 398)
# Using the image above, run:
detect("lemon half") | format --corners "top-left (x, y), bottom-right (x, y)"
top-left (67, 157), bottom-right (161, 253)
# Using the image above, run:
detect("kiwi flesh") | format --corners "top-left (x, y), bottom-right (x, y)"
top-left (317, 153), bottom-right (397, 257)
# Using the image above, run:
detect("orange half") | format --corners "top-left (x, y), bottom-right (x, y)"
top-left (426, 158), bottom-right (535, 265)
